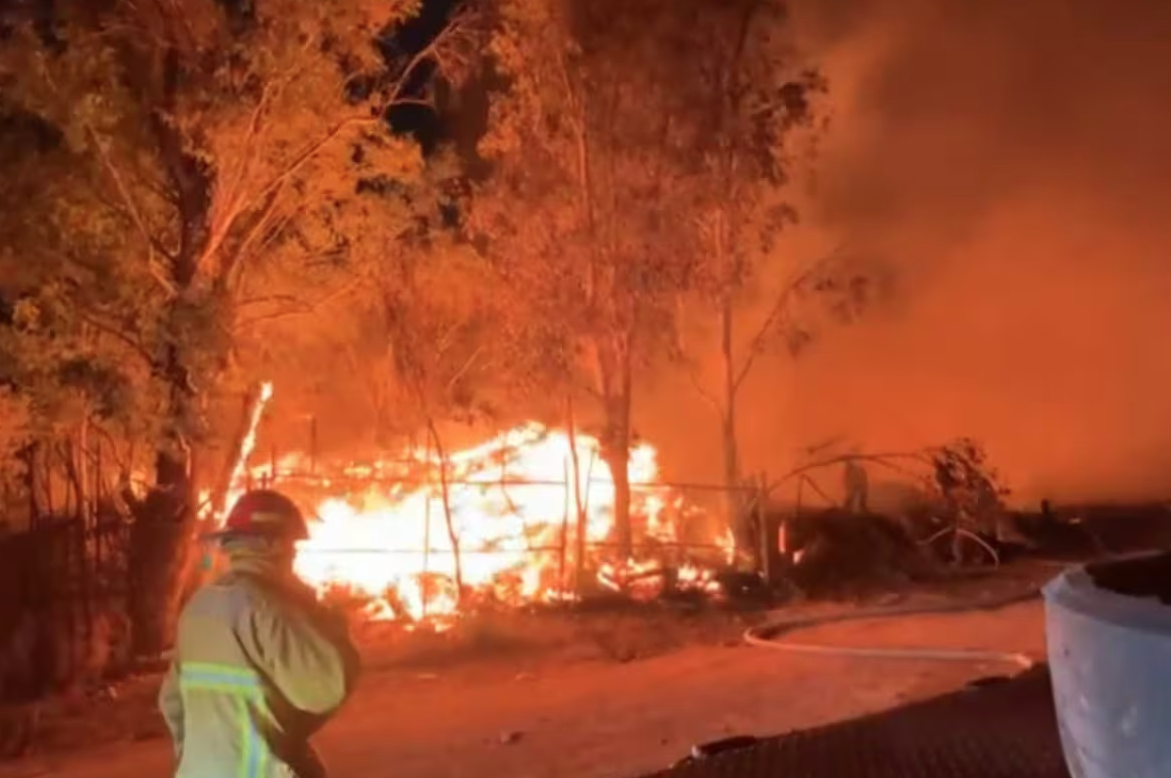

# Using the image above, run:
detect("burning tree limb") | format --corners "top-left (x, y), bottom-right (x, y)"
top-left (209, 382), bottom-right (274, 523)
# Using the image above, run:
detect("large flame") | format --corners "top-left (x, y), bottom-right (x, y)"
top-left (292, 424), bottom-right (733, 622)
top-left (213, 389), bottom-right (735, 624)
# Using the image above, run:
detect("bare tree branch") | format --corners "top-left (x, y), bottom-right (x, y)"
top-left (213, 33), bottom-right (320, 239)
top-left (732, 244), bottom-right (848, 392)
top-left (445, 345), bottom-right (484, 396)
top-left (765, 448), bottom-right (940, 498)
top-left (198, 11), bottom-right (479, 280)
top-left (77, 312), bottom-right (159, 370)
top-left (232, 277), bottom-right (362, 331)
top-left (682, 360), bottom-right (721, 414)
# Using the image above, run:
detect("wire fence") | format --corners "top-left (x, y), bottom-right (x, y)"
top-left (0, 442), bottom-right (765, 699)
top-left (0, 507), bottom-right (131, 701)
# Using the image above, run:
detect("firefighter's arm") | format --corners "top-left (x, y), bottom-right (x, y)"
top-left (158, 661), bottom-right (184, 759)
top-left (247, 596), bottom-right (361, 717)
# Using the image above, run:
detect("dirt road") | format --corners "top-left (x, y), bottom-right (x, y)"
top-left (0, 600), bottom-right (1046, 778)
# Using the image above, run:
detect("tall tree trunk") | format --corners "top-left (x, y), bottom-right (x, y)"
top-left (129, 345), bottom-right (198, 658)
top-left (599, 436), bottom-right (632, 560)
top-left (63, 438), bottom-right (86, 522)
top-left (564, 396), bottom-right (589, 592)
top-left (718, 292), bottom-right (748, 554)
top-left (126, 44), bottom-right (215, 657)
top-left (76, 416), bottom-right (91, 524)
top-left (598, 349), bottom-right (634, 561)
top-left (21, 443), bottom-right (39, 525)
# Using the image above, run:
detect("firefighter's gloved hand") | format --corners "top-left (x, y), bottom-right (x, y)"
top-left (321, 602), bottom-right (352, 636)
top-left (314, 600), bottom-right (362, 694)
top-left (284, 578), bottom-right (350, 635)
top-left (304, 596), bottom-right (352, 640)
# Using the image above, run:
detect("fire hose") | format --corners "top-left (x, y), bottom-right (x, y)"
top-left (676, 590), bottom-right (1042, 768)
top-left (664, 590), bottom-right (1048, 768)
top-left (742, 588), bottom-right (1042, 669)
top-left (742, 546), bottom-right (1168, 666)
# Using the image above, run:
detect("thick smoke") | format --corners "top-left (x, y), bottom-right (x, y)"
top-left (649, 0), bottom-right (1171, 505)
top-left (790, 0), bottom-right (1171, 504)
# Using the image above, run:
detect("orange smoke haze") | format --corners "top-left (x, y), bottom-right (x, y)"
top-left (651, 0), bottom-right (1171, 506)
top-left (263, 0), bottom-right (1171, 510)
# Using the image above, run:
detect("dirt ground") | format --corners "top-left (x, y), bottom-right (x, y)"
top-left (0, 568), bottom-right (1053, 778)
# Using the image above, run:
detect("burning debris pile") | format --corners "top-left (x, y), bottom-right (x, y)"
top-left (212, 396), bottom-right (736, 626)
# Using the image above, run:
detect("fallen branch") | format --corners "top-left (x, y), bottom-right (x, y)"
top-left (765, 448), bottom-right (940, 497)
top-left (797, 474), bottom-right (835, 507)
top-left (921, 525), bottom-right (1001, 568)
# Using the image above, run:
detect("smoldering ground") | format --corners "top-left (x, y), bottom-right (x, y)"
top-left (649, 0), bottom-right (1171, 506)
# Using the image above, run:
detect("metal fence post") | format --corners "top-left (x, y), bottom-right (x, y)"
top-left (422, 441), bottom-right (432, 621)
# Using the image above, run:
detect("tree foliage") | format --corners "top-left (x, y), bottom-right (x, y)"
top-left (375, 167), bottom-right (514, 433)
top-left (0, 0), bottom-right (897, 667)
top-left (0, 0), bottom-right (477, 653)
top-left (471, 0), bottom-right (730, 556)
top-left (469, 0), bottom-right (854, 558)
top-left (0, 0), bottom-right (475, 432)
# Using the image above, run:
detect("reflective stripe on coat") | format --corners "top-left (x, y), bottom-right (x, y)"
top-left (159, 559), bottom-right (360, 778)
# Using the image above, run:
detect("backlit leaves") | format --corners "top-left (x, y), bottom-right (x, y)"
top-left (0, 0), bottom-right (473, 477)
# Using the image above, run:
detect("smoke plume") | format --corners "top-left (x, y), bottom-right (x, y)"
top-left (651, 0), bottom-right (1171, 506)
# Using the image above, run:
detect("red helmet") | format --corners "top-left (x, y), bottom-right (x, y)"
top-left (219, 489), bottom-right (309, 541)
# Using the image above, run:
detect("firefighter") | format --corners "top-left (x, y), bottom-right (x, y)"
top-left (159, 489), bottom-right (361, 778)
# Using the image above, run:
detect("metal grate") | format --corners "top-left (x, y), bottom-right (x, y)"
top-left (639, 667), bottom-right (1070, 778)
